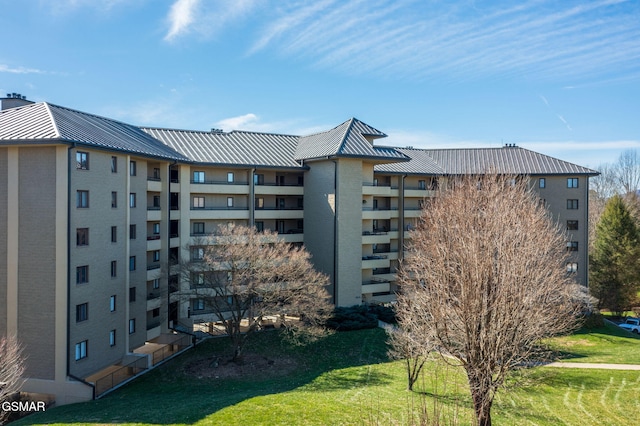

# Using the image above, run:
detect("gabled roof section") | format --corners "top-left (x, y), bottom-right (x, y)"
top-left (0, 102), bottom-right (188, 161)
top-left (374, 146), bottom-right (598, 176)
top-left (142, 128), bottom-right (304, 169)
top-left (295, 118), bottom-right (409, 163)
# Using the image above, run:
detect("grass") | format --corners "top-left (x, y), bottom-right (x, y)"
top-left (546, 321), bottom-right (640, 364)
top-left (16, 326), bottom-right (640, 426)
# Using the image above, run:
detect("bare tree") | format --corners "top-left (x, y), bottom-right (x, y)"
top-left (386, 317), bottom-right (433, 391)
top-left (179, 224), bottom-right (332, 362)
top-left (615, 149), bottom-right (640, 195)
top-left (0, 335), bottom-right (25, 424)
top-left (396, 173), bottom-right (585, 426)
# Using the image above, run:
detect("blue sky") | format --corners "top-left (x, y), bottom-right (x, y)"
top-left (1, 0), bottom-right (639, 169)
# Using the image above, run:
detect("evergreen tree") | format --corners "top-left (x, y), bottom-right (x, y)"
top-left (590, 195), bottom-right (640, 315)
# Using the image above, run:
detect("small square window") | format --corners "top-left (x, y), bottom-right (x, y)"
top-left (110, 295), bottom-right (116, 312)
top-left (76, 228), bottom-right (89, 246)
top-left (567, 241), bottom-right (578, 251)
top-left (111, 226), bottom-right (117, 243)
top-left (255, 197), bottom-right (264, 209)
top-left (153, 223), bottom-right (161, 235)
top-left (153, 250), bottom-right (160, 262)
top-left (567, 199), bottom-right (579, 210)
top-left (566, 262), bottom-right (578, 273)
top-left (129, 287), bottom-right (136, 302)
top-left (129, 319), bottom-right (136, 334)
top-left (227, 172), bottom-right (234, 183)
top-left (227, 197), bottom-right (234, 208)
top-left (539, 178), bottom-right (546, 188)
top-left (76, 265), bottom-right (89, 284)
top-left (75, 340), bottom-right (87, 360)
top-left (130, 161), bottom-right (137, 176)
top-left (129, 256), bottom-right (136, 271)
top-left (152, 278), bottom-right (160, 289)
top-left (111, 191), bottom-right (117, 208)
top-left (111, 156), bottom-right (117, 173)
top-left (254, 174), bottom-right (264, 185)
top-left (193, 222), bottom-right (205, 235)
top-left (153, 168), bottom-right (160, 179)
top-left (130, 224), bottom-right (136, 240)
top-left (111, 260), bottom-right (117, 278)
top-left (567, 220), bottom-right (578, 230)
top-left (109, 330), bottom-right (116, 346)
top-left (129, 193), bottom-right (136, 208)
top-left (76, 152), bottom-right (89, 170)
top-left (76, 303), bottom-right (88, 322)
top-left (418, 180), bottom-right (426, 190)
top-left (152, 308), bottom-right (160, 317)
top-left (255, 221), bottom-right (264, 232)
top-left (77, 190), bottom-right (89, 208)
top-left (567, 178), bottom-right (579, 188)
top-left (193, 171), bottom-right (204, 183)
top-left (193, 197), bottom-right (205, 209)
top-left (194, 299), bottom-right (205, 311)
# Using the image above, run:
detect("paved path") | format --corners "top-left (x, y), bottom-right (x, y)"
top-left (544, 362), bottom-right (640, 370)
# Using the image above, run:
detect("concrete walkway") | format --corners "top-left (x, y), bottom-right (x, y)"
top-left (544, 362), bottom-right (640, 370)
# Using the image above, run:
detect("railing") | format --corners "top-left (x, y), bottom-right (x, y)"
top-left (255, 207), bottom-right (304, 211)
top-left (147, 264), bottom-right (161, 271)
top-left (362, 255), bottom-right (388, 260)
top-left (147, 177), bottom-right (161, 182)
top-left (362, 181), bottom-right (391, 187)
top-left (146, 321), bottom-right (162, 331)
top-left (191, 206), bottom-right (249, 211)
top-left (147, 206), bottom-right (161, 211)
top-left (147, 235), bottom-right (161, 240)
top-left (94, 356), bottom-right (148, 397)
top-left (255, 182), bottom-right (303, 187)
top-left (151, 334), bottom-right (191, 365)
top-left (362, 231), bottom-right (388, 235)
top-left (362, 207), bottom-right (398, 211)
top-left (147, 291), bottom-right (161, 300)
top-left (191, 180), bottom-right (250, 185)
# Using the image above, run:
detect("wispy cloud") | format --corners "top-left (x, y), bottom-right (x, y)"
top-left (164, 0), bottom-right (258, 42)
top-left (214, 113), bottom-right (323, 135)
top-left (242, 0), bottom-right (640, 82)
top-left (0, 64), bottom-right (45, 74)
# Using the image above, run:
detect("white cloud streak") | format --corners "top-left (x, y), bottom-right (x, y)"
top-left (164, 0), bottom-right (200, 42)
top-left (0, 64), bottom-right (45, 74)
top-left (242, 0), bottom-right (640, 82)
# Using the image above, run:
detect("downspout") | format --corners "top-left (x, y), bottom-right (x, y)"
top-left (398, 175), bottom-right (407, 262)
top-left (167, 161), bottom-right (176, 330)
top-left (249, 168), bottom-right (256, 227)
top-left (332, 160), bottom-right (338, 305)
top-left (66, 142), bottom-right (96, 398)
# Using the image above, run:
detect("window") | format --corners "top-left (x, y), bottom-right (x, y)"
top-left (153, 223), bottom-right (160, 235)
top-left (110, 295), bottom-right (116, 312)
top-left (129, 319), bottom-right (136, 334)
top-left (153, 167), bottom-right (160, 179)
top-left (130, 160), bottom-right (137, 176)
top-left (109, 330), bottom-right (116, 346)
top-left (76, 152), bottom-right (89, 170)
top-left (227, 172), bottom-right (234, 183)
top-left (194, 299), bottom-right (205, 311)
top-left (76, 228), bottom-right (89, 246)
top-left (227, 197), bottom-right (234, 208)
top-left (567, 241), bottom-right (578, 251)
top-left (567, 220), bottom-right (579, 230)
top-left (277, 197), bottom-right (285, 209)
top-left (567, 199), bottom-right (579, 209)
top-left (75, 340), bottom-right (87, 360)
top-left (129, 256), bottom-right (136, 271)
top-left (111, 156), bottom-right (117, 173)
top-left (193, 171), bottom-right (204, 183)
top-left (277, 220), bottom-right (285, 234)
top-left (77, 190), bottom-right (89, 208)
top-left (191, 247), bottom-right (204, 261)
top-left (111, 226), bottom-right (117, 243)
top-left (129, 224), bottom-right (136, 240)
top-left (254, 174), bottom-right (264, 185)
top-left (129, 287), bottom-right (136, 302)
top-left (255, 197), bottom-right (264, 209)
top-left (276, 175), bottom-right (285, 186)
top-left (193, 222), bottom-right (204, 235)
top-left (255, 221), bottom-right (264, 232)
top-left (418, 180), bottom-right (426, 190)
top-left (111, 191), bottom-right (117, 208)
top-left (193, 197), bottom-right (205, 209)
top-left (129, 193), bottom-right (136, 208)
top-left (567, 178), bottom-right (579, 188)
top-left (152, 308), bottom-right (160, 317)
top-left (153, 195), bottom-right (160, 208)
top-left (153, 250), bottom-right (160, 262)
top-left (152, 278), bottom-right (160, 289)
top-left (566, 262), bottom-right (578, 273)
top-left (539, 178), bottom-right (546, 188)
top-left (76, 266), bottom-right (89, 284)
top-left (192, 272), bottom-right (205, 287)
top-left (76, 303), bottom-right (88, 322)
top-left (111, 260), bottom-right (117, 278)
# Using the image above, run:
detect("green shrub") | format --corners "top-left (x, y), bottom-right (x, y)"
top-left (325, 304), bottom-right (397, 331)
top-left (582, 312), bottom-right (605, 329)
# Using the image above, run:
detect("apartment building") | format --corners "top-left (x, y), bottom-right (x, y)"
top-left (0, 95), bottom-right (597, 405)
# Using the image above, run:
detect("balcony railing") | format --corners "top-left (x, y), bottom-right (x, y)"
top-left (362, 255), bottom-right (388, 260)
top-left (147, 291), bottom-right (161, 300)
top-left (362, 231), bottom-right (388, 235)
top-left (94, 356), bottom-right (148, 397)
top-left (147, 264), bottom-right (161, 271)
top-left (191, 180), bottom-right (249, 185)
top-left (191, 206), bottom-right (249, 211)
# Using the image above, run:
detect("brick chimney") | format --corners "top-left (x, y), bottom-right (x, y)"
top-left (1, 93), bottom-right (34, 110)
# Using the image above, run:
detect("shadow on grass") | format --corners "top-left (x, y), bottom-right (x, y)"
top-left (18, 328), bottom-right (392, 425)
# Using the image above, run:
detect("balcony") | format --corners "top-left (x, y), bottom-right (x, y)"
top-left (255, 183), bottom-right (304, 196)
top-left (362, 255), bottom-right (390, 269)
top-left (147, 178), bottom-right (162, 192)
top-left (191, 180), bottom-right (250, 195)
top-left (362, 231), bottom-right (390, 245)
top-left (362, 280), bottom-right (390, 294)
top-left (254, 207), bottom-right (304, 220)
top-left (362, 182), bottom-right (391, 196)
top-left (147, 294), bottom-right (161, 311)
top-left (362, 207), bottom-right (394, 220)
top-left (147, 207), bottom-right (162, 221)
top-left (404, 207), bottom-right (422, 218)
top-left (190, 207), bottom-right (250, 220)
top-left (147, 238), bottom-right (161, 251)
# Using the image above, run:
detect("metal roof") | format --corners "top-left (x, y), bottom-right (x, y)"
top-left (295, 118), bottom-right (409, 163)
top-left (375, 146), bottom-right (599, 176)
top-left (142, 128), bottom-right (304, 169)
top-left (0, 102), bottom-right (188, 161)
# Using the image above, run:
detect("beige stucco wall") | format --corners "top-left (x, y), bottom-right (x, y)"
top-left (0, 148), bottom-right (7, 334)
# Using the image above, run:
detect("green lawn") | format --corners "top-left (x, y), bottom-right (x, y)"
top-left (16, 326), bottom-right (640, 426)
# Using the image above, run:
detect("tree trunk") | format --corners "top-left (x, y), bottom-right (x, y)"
top-left (468, 374), bottom-right (493, 426)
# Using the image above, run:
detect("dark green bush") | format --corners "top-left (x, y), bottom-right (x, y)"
top-left (582, 312), bottom-right (605, 329)
top-left (325, 304), bottom-right (396, 331)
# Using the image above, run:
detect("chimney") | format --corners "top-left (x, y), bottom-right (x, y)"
top-left (1, 93), bottom-right (34, 110)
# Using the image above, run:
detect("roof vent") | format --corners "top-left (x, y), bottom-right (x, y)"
top-left (503, 143), bottom-right (518, 148)
top-left (211, 128), bottom-right (223, 134)
top-left (1, 93), bottom-right (34, 110)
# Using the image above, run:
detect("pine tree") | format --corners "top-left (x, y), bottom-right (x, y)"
top-left (590, 195), bottom-right (640, 315)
